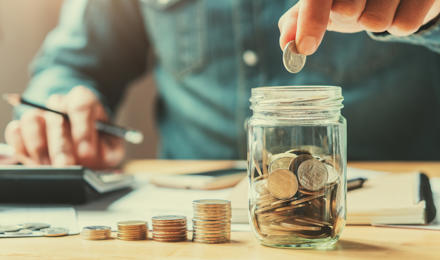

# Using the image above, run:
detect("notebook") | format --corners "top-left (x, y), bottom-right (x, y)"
top-left (347, 172), bottom-right (436, 225)
top-left (229, 169), bottom-right (436, 225)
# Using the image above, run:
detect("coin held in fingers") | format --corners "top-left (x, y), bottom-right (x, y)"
top-left (283, 40), bottom-right (306, 73)
top-left (267, 169), bottom-right (298, 199)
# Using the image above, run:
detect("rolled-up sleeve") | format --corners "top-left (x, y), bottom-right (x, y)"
top-left (17, 0), bottom-right (150, 118)
top-left (368, 18), bottom-right (440, 54)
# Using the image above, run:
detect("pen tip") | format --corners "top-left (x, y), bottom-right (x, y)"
top-left (125, 131), bottom-right (144, 144)
top-left (3, 93), bottom-right (21, 107)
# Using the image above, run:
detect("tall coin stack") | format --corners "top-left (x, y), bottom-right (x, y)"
top-left (192, 199), bottom-right (231, 244)
top-left (152, 215), bottom-right (187, 242)
top-left (117, 221), bottom-right (148, 241)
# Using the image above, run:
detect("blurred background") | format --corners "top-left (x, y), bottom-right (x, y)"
top-left (0, 0), bottom-right (158, 159)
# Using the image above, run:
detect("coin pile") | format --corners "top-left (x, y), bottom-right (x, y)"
top-left (192, 199), bottom-right (231, 244)
top-left (117, 221), bottom-right (147, 241)
top-left (250, 148), bottom-right (343, 242)
top-left (81, 226), bottom-right (111, 240)
top-left (152, 215), bottom-right (187, 242)
top-left (282, 40), bottom-right (306, 73)
top-left (0, 223), bottom-right (70, 237)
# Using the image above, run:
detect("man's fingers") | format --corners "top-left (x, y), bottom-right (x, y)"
top-left (278, 5), bottom-right (299, 50)
top-left (19, 110), bottom-right (50, 164)
top-left (332, 0), bottom-right (366, 18)
top-left (99, 136), bottom-right (125, 169)
top-left (358, 0), bottom-right (400, 32)
top-left (296, 0), bottom-right (333, 55)
top-left (66, 86), bottom-right (100, 164)
top-left (4, 120), bottom-right (33, 163)
top-left (388, 0), bottom-right (434, 36)
top-left (45, 95), bottom-right (76, 166)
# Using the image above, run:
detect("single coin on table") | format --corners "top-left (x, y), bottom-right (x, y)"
top-left (282, 40), bottom-right (306, 73)
top-left (42, 227), bottom-right (69, 237)
top-left (297, 159), bottom-right (328, 191)
top-left (267, 169), bottom-right (298, 199)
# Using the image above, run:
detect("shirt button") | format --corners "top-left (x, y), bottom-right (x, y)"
top-left (243, 50), bottom-right (259, 67)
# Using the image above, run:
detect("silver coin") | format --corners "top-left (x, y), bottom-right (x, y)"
top-left (83, 225), bottom-right (111, 231)
top-left (42, 227), bottom-right (69, 237)
top-left (152, 215), bottom-right (186, 221)
top-left (282, 40), bottom-right (306, 73)
top-left (297, 159), bottom-right (328, 191)
top-left (21, 222), bottom-right (51, 230)
top-left (0, 225), bottom-right (21, 233)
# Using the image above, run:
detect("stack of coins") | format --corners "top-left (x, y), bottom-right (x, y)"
top-left (192, 199), bottom-right (231, 244)
top-left (81, 226), bottom-right (111, 240)
top-left (117, 221), bottom-right (147, 241)
top-left (250, 148), bottom-right (342, 241)
top-left (152, 215), bottom-right (187, 242)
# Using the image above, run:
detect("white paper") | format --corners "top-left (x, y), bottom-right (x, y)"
top-left (76, 169), bottom-right (440, 232)
top-left (376, 177), bottom-right (440, 230)
top-left (77, 174), bottom-right (244, 230)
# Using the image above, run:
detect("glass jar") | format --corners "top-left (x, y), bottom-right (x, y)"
top-left (247, 86), bottom-right (347, 249)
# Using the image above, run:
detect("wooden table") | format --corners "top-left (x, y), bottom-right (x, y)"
top-left (2, 161), bottom-right (439, 260)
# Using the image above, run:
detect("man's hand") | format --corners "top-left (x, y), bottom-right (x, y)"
top-left (279, 0), bottom-right (440, 55)
top-left (4, 86), bottom-right (125, 169)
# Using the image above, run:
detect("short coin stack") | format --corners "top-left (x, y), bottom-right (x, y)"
top-left (192, 199), bottom-right (231, 244)
top-left (81, 226), bottom-right (111, 240)
top-left (152, 215), bottom-right (187, 242)
top-left (117, 221), bottom-right (147, 241)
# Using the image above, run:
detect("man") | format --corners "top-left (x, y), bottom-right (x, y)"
top-left (5, 0), bottom-right (440, 169)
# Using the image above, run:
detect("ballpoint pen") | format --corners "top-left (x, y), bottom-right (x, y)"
top-left (3, 93), bottom-right (144, 144)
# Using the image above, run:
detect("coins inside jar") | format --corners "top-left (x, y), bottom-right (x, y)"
top-left (250, 147), bottom-right (343, 242)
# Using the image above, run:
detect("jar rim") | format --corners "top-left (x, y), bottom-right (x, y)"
top-left (250, 85), bottom-right (343, 121)
top-left (253, 85), bottom-right (341, 93)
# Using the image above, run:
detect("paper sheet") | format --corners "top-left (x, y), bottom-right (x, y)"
top-left (77, 174), bottom-right (248, 230)
top-left (76, 168), bottom-right (440, 231)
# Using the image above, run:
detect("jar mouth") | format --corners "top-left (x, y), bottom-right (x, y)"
top-left (253, 85), bottom-right (341, 94)
top-left (250, 86), bottom-right (344, 121)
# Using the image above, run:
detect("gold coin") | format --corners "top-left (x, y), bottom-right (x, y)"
top-left (267, 169), bottom-right (298, 199)
top-left (193, 238), bottom-right (229, 244)
top-left (117, 220), bottom-right (147, 227)
top-left (193, 199), bottom-right (230, 206)
top-left (277, 223), bottom-right (321, 231)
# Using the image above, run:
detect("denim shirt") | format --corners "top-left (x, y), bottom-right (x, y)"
top-left (20, 0), bottom-right (440, 160)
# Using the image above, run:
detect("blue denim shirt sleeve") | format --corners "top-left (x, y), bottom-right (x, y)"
top-left (16, 0), bottom-right (149, 119)
top-left (368, 18), bottom-right (440, 53)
